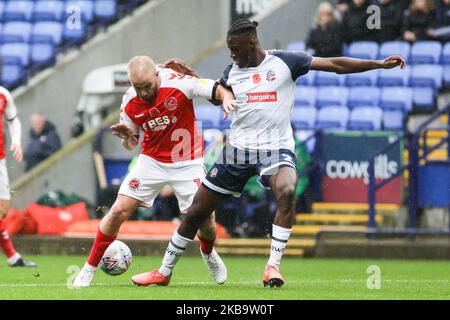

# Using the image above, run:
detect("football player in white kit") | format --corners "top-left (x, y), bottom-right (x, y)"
top-left (0, 86), bottom-right (36, 267)
top-left (132, 19), bottom-right (405, 287)
top-left (73, 56), bottom-right (236, 287)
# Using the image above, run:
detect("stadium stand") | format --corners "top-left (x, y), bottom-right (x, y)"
top-left (0, 0), bottom-right (145, 90)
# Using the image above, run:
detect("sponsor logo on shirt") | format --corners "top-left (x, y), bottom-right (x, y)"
top-left (246, 92), bottom-right (278, 103)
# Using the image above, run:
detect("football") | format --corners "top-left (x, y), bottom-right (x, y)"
top-left (99, 240), bottom-right (132, 276)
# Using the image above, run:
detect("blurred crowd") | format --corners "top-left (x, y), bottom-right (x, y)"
top-left (306, 0), bottom-right (450, 57)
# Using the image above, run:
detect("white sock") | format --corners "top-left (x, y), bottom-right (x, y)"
top-left (83, 262), bottom-right (97, 271)
top-left (159, 230), bottom-right (193, 277)
top-left (7, 252), bottom-right (21, 265)
top-left (268, 224), bottom-right (291, 267)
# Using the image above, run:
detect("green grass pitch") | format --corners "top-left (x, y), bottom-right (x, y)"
top-left (0, 255), bottom-right (449, 300)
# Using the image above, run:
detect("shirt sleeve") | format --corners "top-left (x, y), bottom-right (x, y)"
top-left (271, 50), bottom-right (313, 81)
top-left (190, 77), bottom-right (216, 100)
top-left (119, 101), bottom-right (139, 136)
top-left (218, 63), bottom-right (233, 88)
top-left (2, 90), bottom-right (18, 121)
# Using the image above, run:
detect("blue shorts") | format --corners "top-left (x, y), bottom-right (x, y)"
top-left (203, 143), bottom-right (297, 197)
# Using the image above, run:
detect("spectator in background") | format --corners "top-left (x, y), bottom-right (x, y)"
top-left (306, 2), bottom-right (343, 57)
top-left (429, 0), bottom-right (450, 42)
top-left (336, 0), bottom-right (352, 14)
top-left (24, 112), bottom-right (62, 171)
top-left (342, 0), bottom-right (378, 43)
top-left (376, 0), bottom-right (404, 43)
top-left (402, 0), bottom-right (435, 42)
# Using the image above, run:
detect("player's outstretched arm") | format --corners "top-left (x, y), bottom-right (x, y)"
top-left (310, 55), bottom-right (406, 74)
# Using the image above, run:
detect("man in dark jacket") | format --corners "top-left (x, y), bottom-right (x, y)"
top-left (376, 0), bottom-right (405, 43)
top-left (24, 112), bottom-right (62, 171)
top-left (342, 0), bottom-right (378, 43)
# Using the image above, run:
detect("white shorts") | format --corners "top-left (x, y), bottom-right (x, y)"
top-left (118, 154), bottom-right (206, 213)
top-left (0, 159), bottom-right (11, 201)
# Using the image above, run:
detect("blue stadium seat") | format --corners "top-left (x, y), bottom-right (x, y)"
top-left (291, 106), bottom-right (317, 129)
top-left (444, 66), bottom-right (450, 87)
top-left (1, 21), bottom-right (33, 43)
top-left (347, 106), bottom-right (383, 131)
top-left (32, 1), bottom-right (65, 21)
top-left (219, 118), bottom-right (231, 131)
top-left (442, 42), bottom-right (450, 64)
top-left (410, 65), bottom-right (443, 90)
top-left (377, 67), bottom-right (410, 86)
top-left (348, 41), bottom-right (379, 60)
top-left (316, 86), bottom-right (349, 108)
top-left (65, 1), bottom-right (95, 24)
top-left (345, 69), bottom-right (379, 86)
top-left (296, 70), bottom-right (316, 86)
top-left (2, 1), bottom-right (34, 22)
top-left (0, 2), bottom-right (4, 20)
top-left (316, 106), bottom-right (349, 130)
top-left (0, 62), bottom-right (26, 90)
top-left (31, 43), bottom-right (56, 69)
top-left (314, 71), bottom-right (346, 86)
top-left (383, 110), bottom-right (404, 130)
top-left (0, 43), bottom-right (31, 67)
top-left (63, 19), bottom-right (88, 45)
top-left (194, 105), bottom-right (222, 130)
top-left (287, 41), bottom-right (305, 52)
top-left (380, 87), bottom-right (413, 112)
top-left (31, 21), bottom-right (64, 45)
top-left (295, 86), bottom-right (317, 108)
top-left (409, 41), bottom-right (442, 64)
top-left (95, 0), bottom-right (118, 25)
top-left (413, 87), bottom-right (435, 111)
top-left (348, 86), bottom-right (380, 109)
top-left (378, 41), bottom-right (410, 62)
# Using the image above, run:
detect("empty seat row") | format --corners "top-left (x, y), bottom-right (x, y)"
top-left (0, 20), bottom-right (87, 45)
top-left (294, 86), bottom-right (437, 112)
top-left (297, 65), bottom-right (444, 90)
top-left (195, 104), bottom-right (404, 132)
top-left (287, 40), bottom-right (450, 65)
top-left (0, 0), bottom-right (117, 25)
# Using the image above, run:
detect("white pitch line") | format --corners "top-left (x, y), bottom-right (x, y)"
top-left (0, 279), bottom-right (448, 288)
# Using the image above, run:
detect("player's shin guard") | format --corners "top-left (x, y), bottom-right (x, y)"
top-left (159, 230), bottom-right (193, 277)
top-left (0, 219), bottom-right (17, 259)
top-left (268, 224), bottom-right (292, 267)
top-left (86, 227), bottom-right (116, 267)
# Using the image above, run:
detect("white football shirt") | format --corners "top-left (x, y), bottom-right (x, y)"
top-left (219, 50), bottom-right (313, 152)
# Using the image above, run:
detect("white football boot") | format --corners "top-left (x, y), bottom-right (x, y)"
top-left (72, 263), bottom-right (97, 288)
top-left (201, 248), bottom-right (227, 284)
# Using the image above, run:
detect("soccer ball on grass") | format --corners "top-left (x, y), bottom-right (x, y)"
top-left (99, 240), bottom-right (132, 276)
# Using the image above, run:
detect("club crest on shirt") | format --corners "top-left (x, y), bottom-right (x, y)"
top-left (210, 168), bottom-right (218, 178)
top-left (128, 178), bottom-right (140, 191)
top-left (266, 70), bottom-right (276, 82)
top-left (164, 97), bottom-right (178, 111)
top-left (252, 73), bottom-right (261, 84)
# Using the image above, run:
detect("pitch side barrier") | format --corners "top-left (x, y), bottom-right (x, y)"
top-left (314, 104), bottom-right (450, 241)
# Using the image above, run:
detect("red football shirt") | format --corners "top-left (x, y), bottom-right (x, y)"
top-left (120, 70), bottom-right (216, 163)
top-left (0, 86), bottom-right (19, 160)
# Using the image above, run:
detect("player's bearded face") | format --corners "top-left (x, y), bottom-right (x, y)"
top-left (227, 35), bottom-right (252, 68)
top-left (132, 73), bottom-right (158, 103)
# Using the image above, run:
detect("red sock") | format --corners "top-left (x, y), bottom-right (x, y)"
top-left (198, 235), bottom-right (215, 255)
top-left (0, 219), bottom-right (17, 258)
top-left (87, 227), bottom-right (116, 267)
